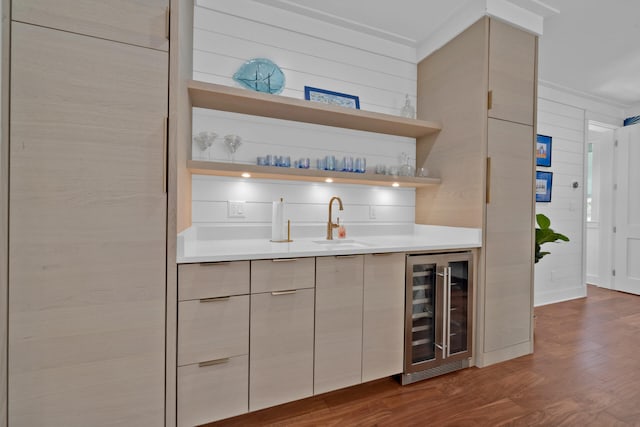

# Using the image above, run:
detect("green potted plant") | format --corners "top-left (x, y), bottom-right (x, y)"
top-left (535, 213), bottom-right (570, 263)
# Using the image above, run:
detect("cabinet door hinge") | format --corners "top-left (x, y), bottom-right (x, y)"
top-left (165, 7), bottom-right (170, 40)
top-left (487, 90), bottom-right (493, 110)
top-left (614, 140), bottom-right (618, 147)
top-left (613, 226), bottom-right (617, 233)
top-left (612, 269), bottom-right (616, 277)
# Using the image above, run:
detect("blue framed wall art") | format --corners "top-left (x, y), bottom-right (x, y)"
top-left (536, 134), bottom-right (552, 167)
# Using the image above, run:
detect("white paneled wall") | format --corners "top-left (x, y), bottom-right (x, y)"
top-left (193, 3), bottom-right (416, 115)
top-left (192, 175), bottom-right (415, 239)
top-left (191, 2), bottom-right (419, 237)
top-left (535, 98), bottom-right (587, 306)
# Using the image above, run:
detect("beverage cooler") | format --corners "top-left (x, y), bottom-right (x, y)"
top-left (401, 252), bottom-right (474, 385)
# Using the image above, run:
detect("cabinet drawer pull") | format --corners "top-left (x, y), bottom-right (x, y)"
top-left (199, 296), bottom-right (230, 303)
top-left (198, 358), bottom-right (230, 367)
top-left (271, 290), bottom-right (297, 296)
top-left (372, 253), bottom-right (392, 256)
top-left (272, 258), bottom-right (298, 263)
top-left (198, 261), bottom-right (230, 267)
top-left (335, 255), bottom-right (357, 259)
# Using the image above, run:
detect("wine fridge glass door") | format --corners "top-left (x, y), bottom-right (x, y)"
top-left (406, 260), bottom-right (440, 370)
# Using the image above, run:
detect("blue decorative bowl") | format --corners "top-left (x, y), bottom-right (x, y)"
top-left (233, 58), bottom-right (285, 95)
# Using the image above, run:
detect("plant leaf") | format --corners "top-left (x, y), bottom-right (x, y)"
top-left (536, 213), bottom-right (551, 229)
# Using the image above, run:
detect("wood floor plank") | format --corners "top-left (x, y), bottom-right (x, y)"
top-left (204, 285), bottom-right (640, 426)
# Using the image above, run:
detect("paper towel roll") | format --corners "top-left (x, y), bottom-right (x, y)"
top-left (271, 198), bottom-right (285, 241)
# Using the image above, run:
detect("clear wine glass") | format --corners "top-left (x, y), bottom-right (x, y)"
top-left (193, 131), bottom-right (217, 160)
top-left (224, 134), bottom-right (242, 163)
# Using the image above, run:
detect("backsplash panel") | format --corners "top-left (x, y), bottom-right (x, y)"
top-left (192, 175), bottom-right (415, 239)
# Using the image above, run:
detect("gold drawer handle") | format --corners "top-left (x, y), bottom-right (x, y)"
top-left (198, 358), bottom-right (230, 367)
top-left (198, 261), bottom-right (230, 267)
top-left (199, 296), bottom-right (230, 303)
top-left (271, 290), bottom-right (297, 296)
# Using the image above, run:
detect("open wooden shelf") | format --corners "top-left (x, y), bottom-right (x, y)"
top-left (188, 161), bottom-right (441, 188)
top-left (188, 80), bottom-right (442, 138)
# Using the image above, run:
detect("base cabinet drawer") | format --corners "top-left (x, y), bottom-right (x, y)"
top-left (177, 355), bottom-right (248, 427)
top-left (178, 261), bottom-right (250, 300)
top-left (250, 288), bottom-right (314, 411)
top-left (251, 258), bottom-right (315, 293)
top-left (178, 295), bottom-right (249, 366)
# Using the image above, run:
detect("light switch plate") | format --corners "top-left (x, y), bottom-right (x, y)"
top-left (228, 200), bottom-right (246, 218)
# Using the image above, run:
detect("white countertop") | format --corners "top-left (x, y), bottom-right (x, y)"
top-left (177, 224), bottom-right (482, 263)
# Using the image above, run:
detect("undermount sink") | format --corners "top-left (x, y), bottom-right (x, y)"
top-left (312, 239), bottom-right (373, 248)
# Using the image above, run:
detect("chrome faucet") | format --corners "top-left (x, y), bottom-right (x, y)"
top-left (326, 196), bottom-right (344, 240)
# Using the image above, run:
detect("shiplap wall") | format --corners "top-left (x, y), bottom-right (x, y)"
top-left (191, 2), bottom-right (419, 232)
top-left (535, 83), bottom-right (626, 306)
top-left (535, 98), bottom-right (586, 306)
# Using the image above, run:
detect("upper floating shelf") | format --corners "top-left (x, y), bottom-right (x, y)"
top-left (188, 161), bottom-right (441, 188)
top-left (188, 80), bottom-right (442, 138)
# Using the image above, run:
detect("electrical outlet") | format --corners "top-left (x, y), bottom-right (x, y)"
top-left (369, 205), bottom-right (376, 219)
top-left (227, 200), bottom-right (246, 218)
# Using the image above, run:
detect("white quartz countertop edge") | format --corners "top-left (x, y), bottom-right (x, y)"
top-left (177, 225), bottom-right (482, 264)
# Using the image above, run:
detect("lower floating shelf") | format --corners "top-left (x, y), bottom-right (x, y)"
top-left (187, 161), bottom-right (441, 188)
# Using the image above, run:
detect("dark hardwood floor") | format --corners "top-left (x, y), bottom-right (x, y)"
top-left (207, 285), bottom-right (640, 426)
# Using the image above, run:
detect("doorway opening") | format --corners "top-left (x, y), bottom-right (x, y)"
top-left (584, 121), bottom-right (615, 289)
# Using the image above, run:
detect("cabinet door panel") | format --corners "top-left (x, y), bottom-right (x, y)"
top-left (9, 23), bottom-right (167, 426)
top-left (315, 256), bottom-right (363, 395)
top-left (13, 0), bottom-right (169, 51)
top-left (485, 119), bottom-right (534, 352)
top-left (488, 19), bottom-right (536, 125)
top-left (362, 253), bottom-right (405, 382)
top-left (250, 289), bottom-right (314, 411)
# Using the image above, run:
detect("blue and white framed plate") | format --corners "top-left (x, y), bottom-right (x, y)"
top-left (304, 86), bottom-right (360, 109)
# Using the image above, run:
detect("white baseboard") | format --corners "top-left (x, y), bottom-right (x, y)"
top-left (534, 285), bottom-right (586, 307)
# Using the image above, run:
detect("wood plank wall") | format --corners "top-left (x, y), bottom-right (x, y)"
top-left (189, 2), bottom-right (422, 234)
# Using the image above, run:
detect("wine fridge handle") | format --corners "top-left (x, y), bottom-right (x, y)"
top-left (446, 266), bottom-right (452, 358)
top-left (442, 267), bottom-right (448, 359)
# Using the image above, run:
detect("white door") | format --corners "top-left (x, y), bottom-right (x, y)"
top-left (613, 125), bottom-right (640, 295)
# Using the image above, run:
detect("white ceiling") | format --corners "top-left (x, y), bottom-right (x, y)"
top-left (254, 0), bottom-right (640, 108)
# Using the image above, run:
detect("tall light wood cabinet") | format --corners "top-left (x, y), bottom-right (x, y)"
top-left (8, 16), bottom-right (168, 427)
top-left (417, 17), bottom-right (536, 367)
top-left (485, 119), bottom-right (534, 352)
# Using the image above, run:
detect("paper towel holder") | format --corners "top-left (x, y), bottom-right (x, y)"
top-left (270, 219), bottom-right (293, 243)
